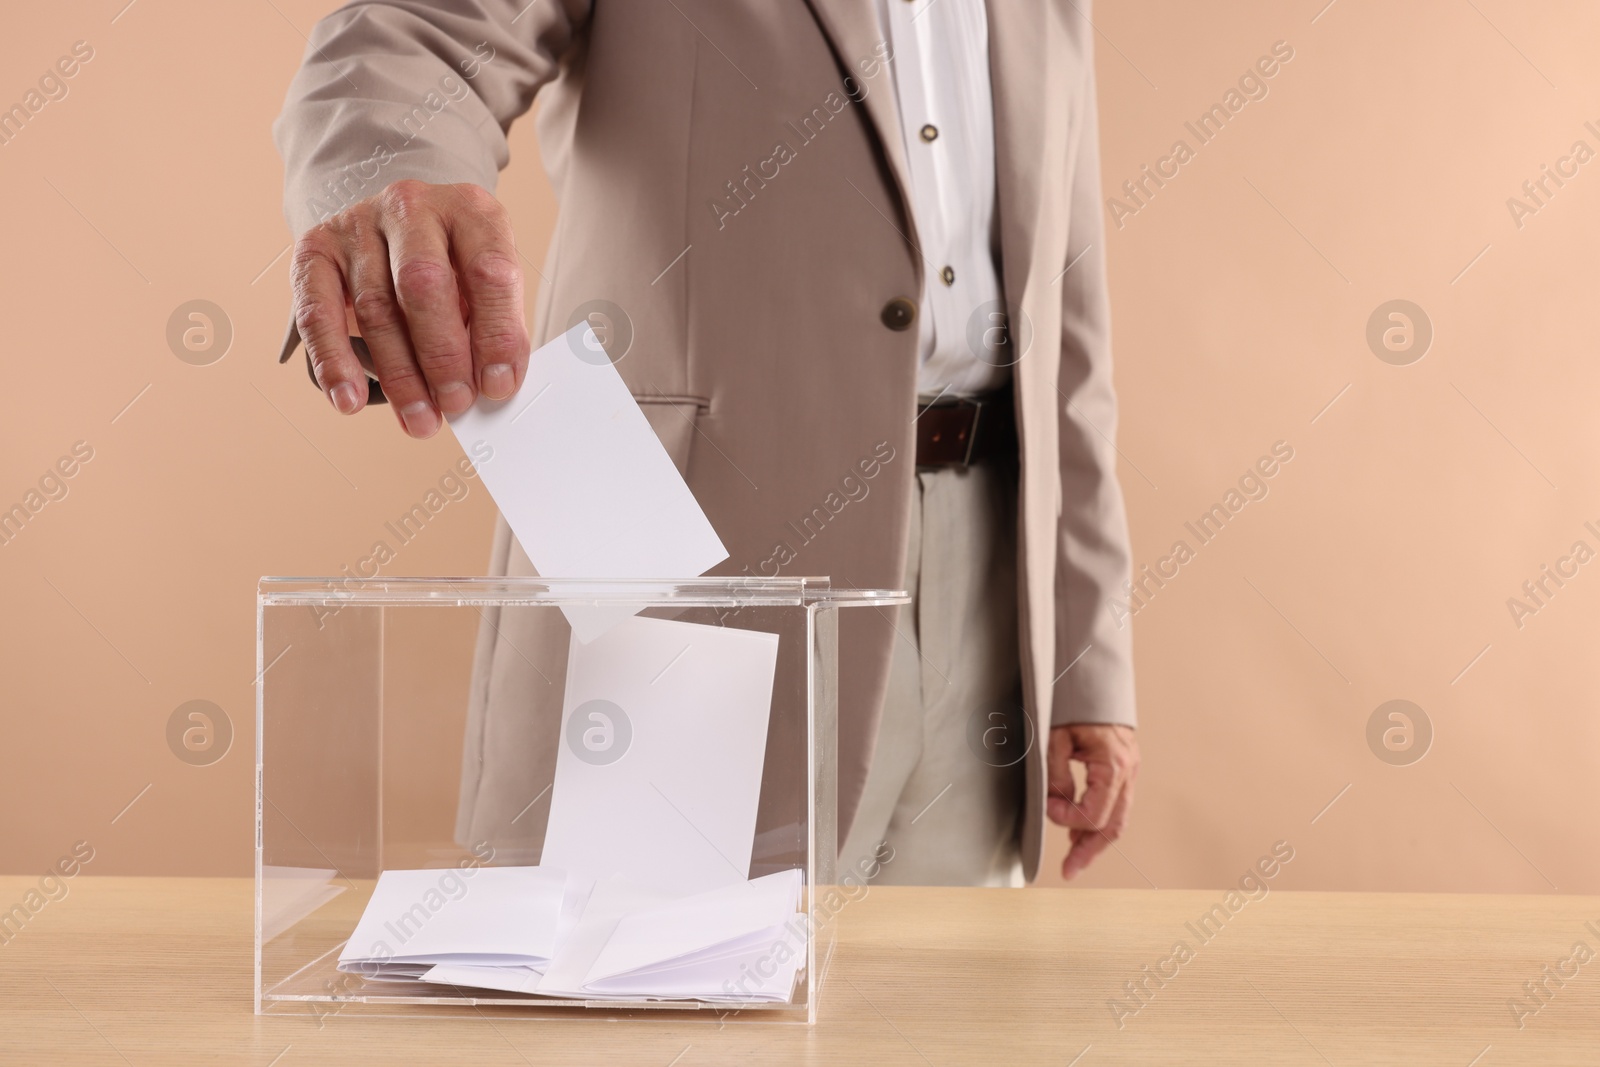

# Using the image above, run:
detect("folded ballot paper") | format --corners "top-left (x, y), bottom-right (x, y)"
top-left (575, 869), bottom-right (806, 1000)
top-left (421, 869), bottom-right (805, 1002)
top-left (338, 866), bottom-right (568, 979)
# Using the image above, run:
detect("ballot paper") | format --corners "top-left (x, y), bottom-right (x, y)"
top-left (525, 876), bottom-right (661, 999)
top-left (447, 322), bottom-right (728, 641)
top-left (540, 614), bottom-right (782, 897)
top-left (419, 873), bottom-right (597, 994)
top-left (409, 870), bottom-right (804, 1003)
top-left (581, 868), bottom-right (805, 1002)
top-left (361, 867), bottom-right (803, 1003)
top-left (337, 866), bottom-right (567, 977)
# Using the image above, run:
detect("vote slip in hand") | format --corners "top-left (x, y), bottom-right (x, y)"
top-left (447, 321), bottom-right (728, 642)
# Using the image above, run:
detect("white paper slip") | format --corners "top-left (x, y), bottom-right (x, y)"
top-left (583, 868), bottom-right (805, 1001)
top-left (360, 965), bottom-right (435, 983)
top-left (409, 871), bottom-right (803, 1003)
top-left (533, 876), bottom-right (672, 999)
top-left (420, 874), bottom-right (598, 996)
top-left (540, 615), bottom-right (781, 897)
top-left (527, 871), bottom-right (803, 1002)
top-left (337, 866), bottom-right (567, 973)
top-left (419, 964), bottom-right (547, 994)
top-left (587, 937), bottom-right (804, 1003)
top-left (447, 322), bottom-right (728, 642)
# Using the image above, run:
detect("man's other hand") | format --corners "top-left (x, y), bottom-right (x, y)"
top-left (289, 180), bottom-right (529, 438)
top-left (1046, 723), bottom-right (1139, 880)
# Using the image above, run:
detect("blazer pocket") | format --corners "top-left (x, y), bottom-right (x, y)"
top-left (633, 394), bottom-right (710, 478)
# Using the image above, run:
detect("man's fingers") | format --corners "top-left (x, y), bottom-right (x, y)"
top-left (1045, 725), bottom-right (1124, 831)
top-left (447, 184), bottom-right (528, 400)
top-left (1061, 828), bottom-right (1113, 880)
top-left (381, 182), bottom-right (474, 422)
top-left (1055, 757), bottom-right (1123, 831)
top-left (346, 220), bottom-right (431, 433)
top-left (1047, 768), bottom-right (1122, 831)
top-left (1062, 772), bottom-right (1134, 880)
top-left (290, 181), bottom-right (531, 439)
top-left (1045, 725), bottom-right (1141, 878)
top-left (1045, 725), bottom-right (1080, 827)
top-left (289, 233), bottom-right (365, 415)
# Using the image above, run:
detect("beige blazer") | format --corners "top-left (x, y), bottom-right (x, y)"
top-left (274, 0), bottom-right (1134, 882)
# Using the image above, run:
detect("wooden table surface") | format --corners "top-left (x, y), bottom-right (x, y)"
top-left (1, 877), bottom-right (1596, 1065)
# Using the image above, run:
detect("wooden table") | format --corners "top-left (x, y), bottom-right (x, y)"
top-left (1, 877), bottom-right (1595, 1065)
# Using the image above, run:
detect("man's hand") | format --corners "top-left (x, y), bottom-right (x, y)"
top-left (289, 180), bottom-right (530, 438)
top-left (1047, 723), bottom-right (1139, 880)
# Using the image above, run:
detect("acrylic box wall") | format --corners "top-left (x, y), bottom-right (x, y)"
top-left (255, 577), bottom-right (904, 1023)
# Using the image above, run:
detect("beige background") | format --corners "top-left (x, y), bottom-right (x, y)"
top-left (1, 0), bottom-right (1595, 893)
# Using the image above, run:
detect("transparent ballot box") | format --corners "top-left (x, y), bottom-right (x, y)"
top-left (255, 576), bottom-right (905, 1023)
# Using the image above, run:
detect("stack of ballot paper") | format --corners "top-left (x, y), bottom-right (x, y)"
top-left (412, 869), bottom-right (805, 1002)
top-left (338, 866), bottom-right (567, 981)
top-left (332, 325), bottom-right (807, 1004)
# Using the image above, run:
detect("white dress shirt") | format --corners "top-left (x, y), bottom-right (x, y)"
top-left (877, 0), bottom-right (1009, 398)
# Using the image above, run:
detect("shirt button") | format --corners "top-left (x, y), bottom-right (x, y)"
top-left (881, 297), bottom-right (917, 331)
top-left (940, 265), bottom-right (955, 286)
top-left (920, 124), bottom-right (938, 143)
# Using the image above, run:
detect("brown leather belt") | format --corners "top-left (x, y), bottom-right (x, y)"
top-left (915, 386), bottom-right (1016, 468)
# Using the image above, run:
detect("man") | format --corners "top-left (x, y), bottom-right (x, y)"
top-left (275, 0), bottom-right (1138, 886)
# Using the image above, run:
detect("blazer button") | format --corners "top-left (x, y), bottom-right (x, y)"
top-left (881, 297), bottom-right (917, 331)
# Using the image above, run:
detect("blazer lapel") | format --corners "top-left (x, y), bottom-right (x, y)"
top-left (986, 0), bottom-right (1046, 311)
top-left (804, 0), bottom-right (920, 254)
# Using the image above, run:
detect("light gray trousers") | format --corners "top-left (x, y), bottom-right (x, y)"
top-left (838, 460), bottom-right (1025, 887)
